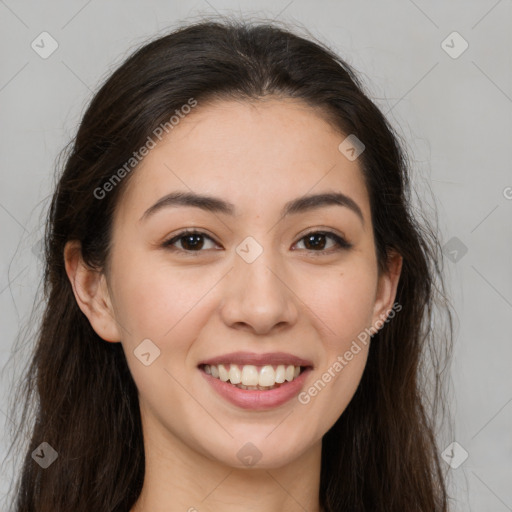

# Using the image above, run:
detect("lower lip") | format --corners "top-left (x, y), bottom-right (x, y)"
top-left (200, 368), bottom-right (312, 410)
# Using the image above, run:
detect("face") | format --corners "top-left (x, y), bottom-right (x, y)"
top-left (72, 97), bottom-right (401, 470)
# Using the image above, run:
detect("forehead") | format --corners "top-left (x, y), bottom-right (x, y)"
top-left (115, 97), bottom-right (370, 224)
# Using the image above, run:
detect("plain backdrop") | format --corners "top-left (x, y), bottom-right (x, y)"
top-left (0, 1), bottom-right (511, 510)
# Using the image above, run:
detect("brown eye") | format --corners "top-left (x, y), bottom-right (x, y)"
top-left (177, 233), bottom-right (205, 251)
top-left (294, 231), bottom-right (352, 252)
top-left (163, 230), bottom-right (218, 253)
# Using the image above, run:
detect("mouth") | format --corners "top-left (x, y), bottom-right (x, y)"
top-left (197, 352), bottom-right (313, 410)
top-left (199, 363), bottom-right (308, 391)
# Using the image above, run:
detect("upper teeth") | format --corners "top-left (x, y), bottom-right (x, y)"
top-left (204, 364), bottom-right (301, 387)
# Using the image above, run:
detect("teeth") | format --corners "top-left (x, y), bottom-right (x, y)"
top-left (275, 365), bottom-right (286, 383)
top-left (258, 365), bottom-right (275, 387)
top-left (229, 364), bottom-right (241, 384)
top-left (285, 365), bottom-right (295, 382)
top-left (241, 365), bottom-right (259, 386)
top-left (203, 363), bottom-right (304, 388)
top-left (218, 364), bottom-right (229, 382)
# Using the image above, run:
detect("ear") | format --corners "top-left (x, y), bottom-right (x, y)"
top-left (371, 249), bottom-right (403, 327)
top-left (64, 240), bottom-right (121, 342)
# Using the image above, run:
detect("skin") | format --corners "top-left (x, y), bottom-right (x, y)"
top-left (64, 97), bottom-right (402, 512)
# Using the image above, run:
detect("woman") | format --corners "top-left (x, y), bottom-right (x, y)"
top-left (6, 19), bottom-right (454, 512)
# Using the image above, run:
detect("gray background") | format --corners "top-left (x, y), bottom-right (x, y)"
top-left (1, 0), bottom-right (511, 510)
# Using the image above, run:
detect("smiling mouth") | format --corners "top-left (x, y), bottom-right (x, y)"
top-left (199, 363), bottom-right (308, 391)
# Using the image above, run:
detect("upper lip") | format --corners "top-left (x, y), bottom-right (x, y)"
top-left (198, 351), bottom-right (313, 368)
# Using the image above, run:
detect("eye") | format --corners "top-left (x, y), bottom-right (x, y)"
top-left (162, 229), bottom-right (352, 255)
top-left (162, 230), bottom-right (218, 253)
top-left (293, 230), bottom-right (352, 253)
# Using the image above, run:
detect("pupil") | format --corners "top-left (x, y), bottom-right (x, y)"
top-left (305, 233), bottom-right (325, 250)
top-left (183, 234), bottom-right (203, 250)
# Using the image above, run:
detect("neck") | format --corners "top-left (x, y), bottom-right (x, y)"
top-left (130, 413), bottom-right (323, 512)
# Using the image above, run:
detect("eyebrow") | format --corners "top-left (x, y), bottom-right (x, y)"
top-left (139, 190), bottom-right (364, 225)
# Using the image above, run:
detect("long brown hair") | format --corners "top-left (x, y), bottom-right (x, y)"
top-left (4, 18), bottom-right (454, 511)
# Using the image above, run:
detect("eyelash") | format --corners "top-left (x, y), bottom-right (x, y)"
top-left (162, 229), bottom-right (353, 255)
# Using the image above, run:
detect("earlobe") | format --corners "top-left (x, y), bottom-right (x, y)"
top-left (63, 240), bottom-right (121, 343)
top-left (372, 250), bottom-right (403, 326)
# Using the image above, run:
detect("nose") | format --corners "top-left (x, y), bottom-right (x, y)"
top-left (219, 248), bottom-right (299, 336)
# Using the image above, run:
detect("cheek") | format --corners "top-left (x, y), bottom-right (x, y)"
top-left (110, 257), bottom-right (224, 399)
top-left (306, 262), bottom-right (378, 346)
top-left (113, 261), bottom-right (211, 409)
top-left (298, 267), bottom-right (376, 427)
top-left (299, 259), bottom-right (376, 419)
top-left (110, 253), bottom-right (210, 342)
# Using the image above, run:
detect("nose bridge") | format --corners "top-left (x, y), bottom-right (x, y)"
top-left (219, 233), bottom-right (298, 333)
